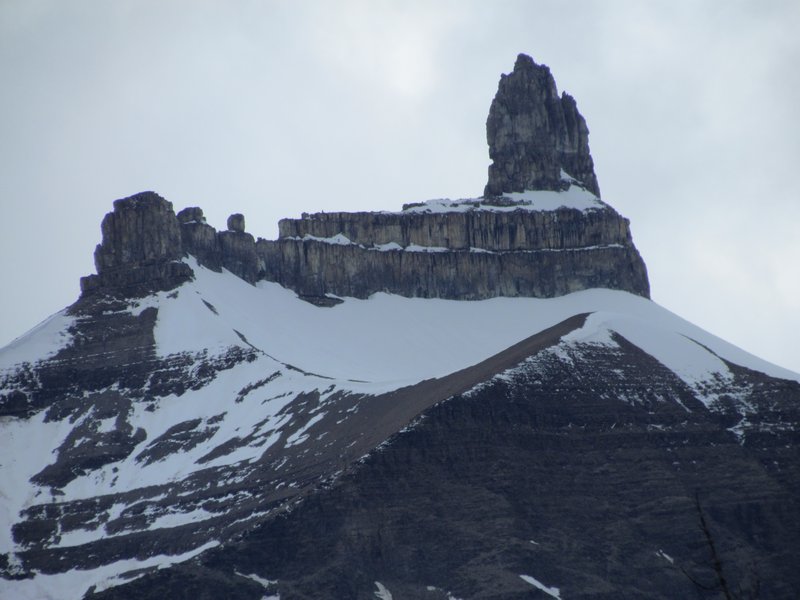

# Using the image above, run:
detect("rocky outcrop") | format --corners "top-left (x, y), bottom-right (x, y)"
top-left (78, 55), bottom-right (646, 302)
top-left (226, 213), bottom-right (245, 233)
top-left (259, 205), bottom-right (650, 300)
top-left (178, 207), bottom-right (222, 272)
top-left (81, 193), bottom-right (650, 303)
top-left (485, 54), bottom-right (600, 198)
top-left (214, 212), bottom-right (258, 282)
top-left (81, 195), bottom-right (261, 296)
top-left (278, 205), bottom-right (632, 251)
top-left (80, 192), bottom-right (193, 296)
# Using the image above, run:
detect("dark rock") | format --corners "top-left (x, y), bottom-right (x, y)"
top-left (176, 207), bottom-right (206, 224)
top-left (227, 214), bottom-right (245, 233)
top-left (259, 206), bottom-right (650, 300)
top-left (180, 220), bottom-right (222, 271)
top-left (93, 192), bottom-right (183, 273)
top-left (89, 327), bottom-right (800, 600)
top-left (219, 230), bottom-right (258, 283)
top-left (81, 192), bottom-right (193, 297)
top-left (485, 54), bottom-right (600, 198)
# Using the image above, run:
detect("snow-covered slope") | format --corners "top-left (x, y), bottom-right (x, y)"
top-left (0, 259), bottom-right (797, 599)
top-left (98, 257), bottom-right (795, 385)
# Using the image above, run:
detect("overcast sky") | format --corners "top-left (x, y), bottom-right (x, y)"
top-left (1, 0), bottom-right (798, 373)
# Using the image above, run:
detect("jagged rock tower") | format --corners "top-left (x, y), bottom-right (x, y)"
top-left (485, 54), bottom-right (600, 197)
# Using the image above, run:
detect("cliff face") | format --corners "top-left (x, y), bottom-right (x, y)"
top-left (80, 195), bottom-right (261, 297)
top-left (260, 202), bottom-right (649, 300)
top-left (278, 204), bottom-right (628, 251)
top-left (81, 192), bottom-right (193, 296)
top-left (78, 54), bottom-right (649, 304)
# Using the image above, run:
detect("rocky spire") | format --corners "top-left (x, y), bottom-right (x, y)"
top-left (484, 54), bottom-right (600, 198)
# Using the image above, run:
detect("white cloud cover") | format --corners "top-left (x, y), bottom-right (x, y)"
top-left (0, 0), bottom-right (798, 372)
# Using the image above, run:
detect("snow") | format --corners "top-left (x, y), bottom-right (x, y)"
top-left (374, 241), bottom-right (403, 251)
top-left (374, 581), bottom-right (393, 599)
top-left (520, 574), bottom-right (561, 598)
top-left (400, 183), bottom-right (604, 215)
top-left (656, 549), bottom-right (674, 564)
top-left (0, 309), bottom-right (75, 370)
top-left (5, 258), bottom-right (796, 392)
top-left (404, 244), bottom-right (449, 252)
top-left (0, 411), bottom-right (77, 554)
top-left (285, 413), bottom-right (326, 447)
top-left (235, 571), bottom-right (277, 588)
top-left (296, 233), bottom-right (353, 245)
top-left (155, 261), bottom-right (796, 385)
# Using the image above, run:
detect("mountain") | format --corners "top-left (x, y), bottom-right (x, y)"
top-left (1, 54), bottom-right (798, 600)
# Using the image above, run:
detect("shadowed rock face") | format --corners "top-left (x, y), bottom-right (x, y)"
top-left (485, 54), bottom-right (600, 198)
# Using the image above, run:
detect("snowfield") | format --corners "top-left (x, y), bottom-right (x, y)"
top-left (131, 257), bottom-right (797, 385)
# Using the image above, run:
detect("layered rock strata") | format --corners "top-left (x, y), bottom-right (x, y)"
top-left (259, 202), bottom-right (649, 300)
top-left (79, 193), bottom-right (649, 303)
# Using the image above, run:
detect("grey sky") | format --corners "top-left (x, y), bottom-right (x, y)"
top-left (1, 1), bottom-right (798, 372)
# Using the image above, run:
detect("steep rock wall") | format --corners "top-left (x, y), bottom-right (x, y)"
top-left (80, 194), bottom-right (260, 297)
top-left (258, 235), bottom-right (649, 300)
top-left (79, 192), bottom-right (650, 302)
top-left (278, 206), bottom-right (633, 251)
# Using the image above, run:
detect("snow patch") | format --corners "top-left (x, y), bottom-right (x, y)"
top-left (374, 581), bottom-right (393, 599)
top-left (235, 570), bottom-right (278, 588)
top-left (285, 413), bottom-right (326, 447)
top-left (656, 549), bottom-right (674, 564)
top-left (297, 233), bottom-right (353, 245)
top-left (520, 574), bottom-right (561, 598)
top-left (134, 260), bottom-right (799, 385)
top-left (400, 183), bottom-right (604, 215)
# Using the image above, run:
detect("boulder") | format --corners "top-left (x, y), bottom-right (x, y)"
top-left (227, 213), bottom-right (245, 232)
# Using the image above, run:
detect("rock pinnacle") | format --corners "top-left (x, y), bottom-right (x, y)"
top-left (484, 54), bottom-right (600, 198)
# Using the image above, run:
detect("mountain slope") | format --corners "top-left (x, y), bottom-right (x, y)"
top-left (2, 261), bottom-right (798, 598)
top-left (1, 53), bottom-right (798, 599)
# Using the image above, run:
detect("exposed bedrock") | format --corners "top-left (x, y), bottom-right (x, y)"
top-left (81, 192), bottom-right (193, 296)
top-left (80, 195), bottom-right (260, 297)
top-left (80, 191), bottom-right (649, 302)
top-left (265, 204), bottom-right (649, 300)
top-left (485, 53), bottom-right (600, 198)
top-left (78, 54), bottom-right (647, 302)
top-left (258, 235), bottom-right (649, 300)
top-left (278, 206), bottom-right (632, 251)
